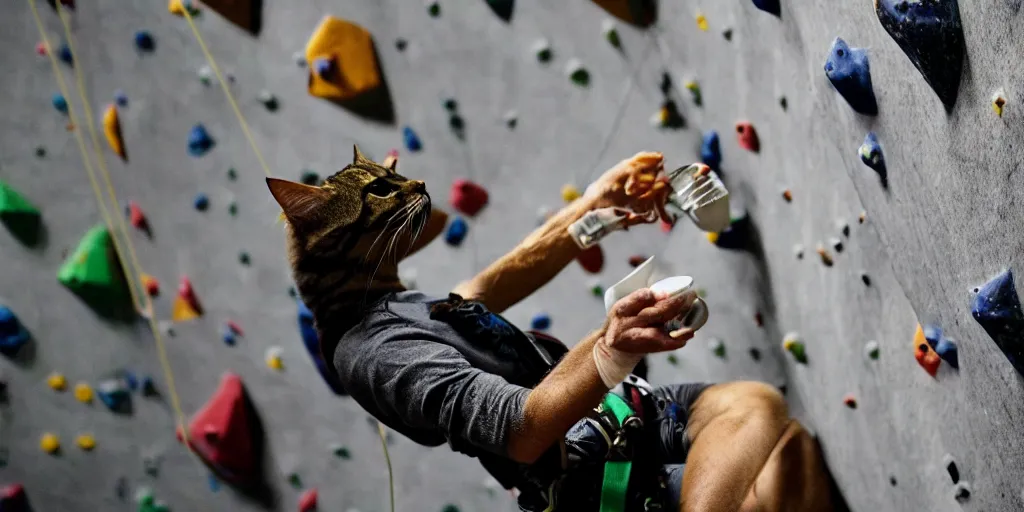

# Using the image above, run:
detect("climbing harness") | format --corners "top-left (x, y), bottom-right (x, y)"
top-left (599, 392), bottom-right (639, 512)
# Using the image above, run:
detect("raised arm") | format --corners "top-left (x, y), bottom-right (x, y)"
top-left (453, 152), bottom-right (670, 314)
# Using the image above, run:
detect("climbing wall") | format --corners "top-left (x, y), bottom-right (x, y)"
top-left (1, 0), bottom-right (1023, 511)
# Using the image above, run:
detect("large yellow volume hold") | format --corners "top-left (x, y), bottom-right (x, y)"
top-left (305, 17), bottom-right (382, 101)
top-left (102, 104), bottom-right (127, 160)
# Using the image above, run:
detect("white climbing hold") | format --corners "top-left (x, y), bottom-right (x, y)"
top-left (198, 65), bottom-right (213, 85)
top-left (257, 89), bottom-right (275, 104)
top-left (864, 340), bottom-right (879, 360)
top-left (793, 244), bottom-right (804, 259)
top-left (564, 58), bottom-right (584, 77)
top-left (503, 109), bottom-right (518, 129)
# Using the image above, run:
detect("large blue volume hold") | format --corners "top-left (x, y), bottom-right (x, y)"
top-left (824, 38), bottom-right (877, 115)
top-left (971, 268), bottom-right (1024, 375)
top-left (875, 0), bottom-right (964, 109)
top-left (700, 131), bottom-right (722, 171)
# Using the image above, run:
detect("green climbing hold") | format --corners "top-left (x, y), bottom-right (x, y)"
top-left (0, 179), bottom-right (42, 245)
top-left (441, 505), bottom-right (461, 512)
top-left (227, 168), bottom-right (237, 180)
top-left (57, 225), bottom-right (130, 314)
top-left (300, 170), bottom-right (320, 185)
top-left (667, 354), bottom-right (678, 366)
top-left (288, 472), bottom-right (303, 489)
top-left (709, 339), bottom-right (726, 358)
top-left (332, 444), bottom-right (351, 459)
top-left (228, 201), bottom-right (238, 216)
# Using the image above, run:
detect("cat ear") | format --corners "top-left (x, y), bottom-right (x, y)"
top-left (382, 153), bottom-right (398, 171)
top-left (266, 178), bottom-right (331, 226)
top-left (353, 145), bottom-right (371, 165)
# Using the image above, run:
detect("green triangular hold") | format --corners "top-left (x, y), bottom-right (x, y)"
top-left (58, 225), bottom-right (131, 315)
top-left (0, 179), bottom-right (42, 245)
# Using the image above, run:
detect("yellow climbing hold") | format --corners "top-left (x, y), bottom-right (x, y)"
top-left (168, 0), bottom-right (200, 16)
top-left (74, 382), bottom-right (93, 403)
top-left (992, 88), bottom-right (1007, 117)
top-left (561, 184), bottom-right (581, 203)
top-left (40, 433), bottom-right (60, 454)
top-left (266, 346), bottom-right (284, 371)
top-left (102, 104), bottom-right (127, 160)
top-left (706, 232), bottom-right (720, 244)
top-left (76, 434), bottom-right (96, 451)
top-left (47, 372), bottom-right (67, 391)
top-left (696, 11), bottom-right (708, 31)
top-left (305, 16), bottom-right (383, 101)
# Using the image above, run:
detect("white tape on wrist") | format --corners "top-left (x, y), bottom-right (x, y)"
top-left (593, 341), bottom-right (644, 389)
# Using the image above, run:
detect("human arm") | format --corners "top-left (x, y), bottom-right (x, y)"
top-left (453, 152), bottom-right (669, 314)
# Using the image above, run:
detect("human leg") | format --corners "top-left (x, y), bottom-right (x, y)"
top-left (736, 419), bottom-right (834, 512)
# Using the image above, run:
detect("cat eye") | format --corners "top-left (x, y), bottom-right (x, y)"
top-left (366, 178), bottom-right (400, 198)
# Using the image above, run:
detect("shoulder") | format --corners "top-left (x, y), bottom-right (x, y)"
top-left (335, 291), bottom-right (456, 362)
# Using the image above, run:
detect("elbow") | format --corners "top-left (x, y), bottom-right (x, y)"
top-left (506, 440), bottom-right (544, 465)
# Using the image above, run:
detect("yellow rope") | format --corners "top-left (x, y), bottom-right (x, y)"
top-left (377, 422), bottom-right (396, 512)
top-left (29, 0), bottom-right (191, 445)
top-left (180, 5), bottom-right (273, 177)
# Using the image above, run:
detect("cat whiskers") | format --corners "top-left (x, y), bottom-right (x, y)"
top-left (364, 198), bottom-right (423, 296)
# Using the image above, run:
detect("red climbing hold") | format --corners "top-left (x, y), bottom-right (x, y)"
top-left (0, 483), bottom-right (29, 512)
top-left (177, 372), bottom-right (258, 486)
top-left (127, 201), bottom-right (148, 232)
top-left (735, 121), bottom-right (760, 153)
top-left (449, 179), bottom-right (489, 217)
top-left (660, 219), bottom-right (674, 233)
top-left (298, 488), bottom-right (318, 512)
top-left (577, 244), bottom-right (604, 274)
top-left (628, 255), bottom-right (648, 267)
top-left (226, 320), bottom-right (244, 336)
top-left (172, 277), bottom-right (202, 322)
top-left (141, 274), bottom-right (159, 297)
top-left (843, 394), bottom-right (857, 409)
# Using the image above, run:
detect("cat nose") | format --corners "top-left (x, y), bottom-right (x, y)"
top-left (413, 181), bottom-right (426, 192)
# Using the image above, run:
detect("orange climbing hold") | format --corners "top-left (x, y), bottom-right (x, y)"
top-left (172, 276), bottom-right (202, 322)
top-left (102, 105), bottom-right (126, 161)
top-left (913, 324), bottom-right (941, 377)
top-left (305, 17), bottom-right (382, 102)
top-left (140, 273), bottom-right (159, 297)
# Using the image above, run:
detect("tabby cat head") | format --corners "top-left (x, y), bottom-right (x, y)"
top-left (267, 146), bottom-right (430, 304)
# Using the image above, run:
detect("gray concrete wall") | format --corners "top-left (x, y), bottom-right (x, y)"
top-left (1, 0), bottom-right (1022, 511)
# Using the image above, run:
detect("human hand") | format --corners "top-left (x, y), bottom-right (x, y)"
top-left (585, 152), bottom-right (673, 225)
top-left (604, 288), bottom-right (697, 353)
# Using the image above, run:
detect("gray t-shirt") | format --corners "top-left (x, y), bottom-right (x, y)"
top-left (334, 291), bottom-right (552, 481)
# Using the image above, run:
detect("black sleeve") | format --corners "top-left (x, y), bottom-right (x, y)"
top-left (345, 326), bottom-right (531, 457)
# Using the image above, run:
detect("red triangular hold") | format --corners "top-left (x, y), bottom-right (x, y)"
top-left (127, 201), bottom-right (148, 231)
top-left (577, 244), bottom-right (604, 274)
top-left (177, 373), bottom-right (258, 485)
top-left (173, 276), bottom-right (202, 321)
top-left (449, 179), bottom-right (489, 217)
top-left (298, 488), bottom-right (318, 512)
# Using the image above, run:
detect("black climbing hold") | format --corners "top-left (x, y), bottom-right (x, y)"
top-left (288, 286), bottom-right (297, 298)
top-left (193, 193), bottom-right (209, 211)
top-left (395, 38), bottom-right (407, 51)
top-left (722, 28), bottom-right (733, 41)
top-left (443, 98), bottom-right (458, 111)
top-left (134, 31), bottom-right (156, 52)
top-left (943, 454), bottom-right (960, 484)
top-left (238, 251), bottom-right (251, 265)
top-left (701, 131), bottom-right (721, 170)
top-left (935, 337), bottom-right (958, 369)
top-left (299, 170), bottom-right (320, 185)
top-left (484, 0), bottom-right (514, 22)
top-left (971, 268), bottom-right (1024, 375)
top-left (859, 132), bottom-right (887, 188)
top-left (751, 0), bottom-right (780, 16)
top-left (954, 482), bottom-right (971, 503)
top-left (659, 71), bottom-right (672, 95)
top-left (779, 96), bottom-right (787, 110)
top-left (824, 37), bottom-right (877, 115)
top-left (35, 146), bottom-right (46, 158)
top-left (449, 114), bottom-right (465, 133)
top-left (830, 237), bottom-right (843, 253)
top-left (860, 272), bottom-right (871, 286)
top-left (889, 476), bottom-right (897, 486)
top-left (441, 505), bottom-right (461, 512)
top-left (57, 43), bottom-right (73, 65)
top-left (875, 0), bottom-right (964, 109)
top-left (427, 1), bottom-right (440, 17)
top-left (749, 347), bottom-right (761, 361)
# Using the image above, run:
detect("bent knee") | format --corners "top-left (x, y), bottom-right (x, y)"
top-left (692, 381), bottom-right (788, 430)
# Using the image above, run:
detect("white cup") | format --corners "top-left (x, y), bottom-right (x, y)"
top-left (604, 256), bottom-right (709, 332)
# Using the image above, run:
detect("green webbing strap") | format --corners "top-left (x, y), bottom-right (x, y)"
top-left (599, 393), bottom-right (634, 512)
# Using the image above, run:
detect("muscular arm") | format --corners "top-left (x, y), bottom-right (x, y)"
top-left (507, 326), bottom-right (609, 463)
top-left (452, 194), bottom-right (606, 314)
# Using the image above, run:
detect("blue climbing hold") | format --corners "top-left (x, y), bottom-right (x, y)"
top-left (297, 299), bottom-right (345, 395)
top-left (141, 376), bottom-right (157, 396)
top-left (96, 378), bottom-right (131, 412)
top-left (875, 0), bottom-right (963, 109)
top-left (57, 43), bottom-right (73, 65)
top-left (114, 89), bottom-right (128, 107)
top-left (530, 313), bottom-right (551, 331)
top-left (403, 126), bottom-right (422, 152)
top-left (187, 124), bottom-right (215, 156)
top-left (858, 132), bottom-right (886, 187)
top-left (122, 370), bottom-right (139, 391)
top-left (934, 337), bottom-right (959, 369)
top-left (971, 268), bottom-right (1024, 376)
top-left (313, 57), bottom-right (334, 79)
top-left (0, 305), bottom-right (30, 357)
top-left (700, 131), bottom-right (721, 171)
top-left (52, 93), bottom-right (68, 114)
top-left (922, 324), bottom-right (942, 349)
top-left (134, 30), bottom-right (155, 52)
top-left (193, 193), bottom-right (209, 211)
top-left (222, 326), bottom-right (236, 346)
top-left (445, 216), bottom-right (468, 246)
top-left (824, 37), bottom-right (877, 115)
top-left (751, 0), bottom-right (780, 16)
